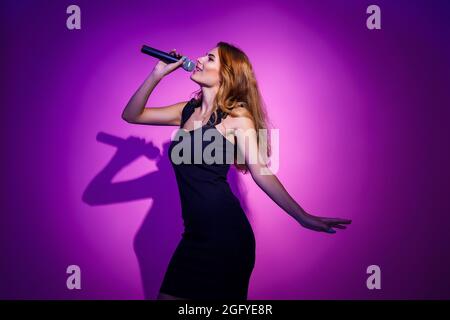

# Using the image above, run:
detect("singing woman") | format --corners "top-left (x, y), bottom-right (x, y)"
top-left (122, 42), bottom-right (351, 300)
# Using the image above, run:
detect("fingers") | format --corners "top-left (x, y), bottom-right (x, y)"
top-left (321, 217), bottom-right (352, 225)
top-left (169, 48), bottom-right (183, 60)
top-left (320, 217), bottom-right (351, 233)
top-left (167, 49), bottom-right (185, 68)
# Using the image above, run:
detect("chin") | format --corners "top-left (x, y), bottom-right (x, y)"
top-left (190, 75), bottom-right (202, 85)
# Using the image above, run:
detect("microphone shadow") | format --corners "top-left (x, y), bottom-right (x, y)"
top-left (82, 132), bottom-right (250, 299)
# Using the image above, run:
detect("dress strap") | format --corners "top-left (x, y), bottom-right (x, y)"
top-left (180, 99), bottom-right (197, 128)
top-left (180, 98), bottom-right (226, 128)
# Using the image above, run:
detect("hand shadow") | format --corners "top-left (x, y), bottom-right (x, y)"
top-left (82, 131), bottom-right (251, 299)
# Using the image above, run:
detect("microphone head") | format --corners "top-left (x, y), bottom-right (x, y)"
top-left (182, 57), bottom-right (195, 72)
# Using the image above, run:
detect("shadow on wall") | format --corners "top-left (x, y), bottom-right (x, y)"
top-left (82, 131), bottom-right (250, 299)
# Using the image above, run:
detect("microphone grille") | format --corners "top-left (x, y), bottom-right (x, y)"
top-left (183, 59), bottom-right (196, 72)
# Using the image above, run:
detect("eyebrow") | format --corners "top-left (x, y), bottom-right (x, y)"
top-left (206, 52), bottom-right (216, 58)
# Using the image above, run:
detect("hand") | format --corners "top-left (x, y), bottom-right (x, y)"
top-left (151, 49), bottom-right (186, 78)
top-left (298, 213), bottom-right (352, 234)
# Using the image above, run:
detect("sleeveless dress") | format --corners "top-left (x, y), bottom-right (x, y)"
top-left (159, 98), bottom-right (256, 300)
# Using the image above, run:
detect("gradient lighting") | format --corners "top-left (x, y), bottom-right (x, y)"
top-left (1, 0), bottom-right (449, 299)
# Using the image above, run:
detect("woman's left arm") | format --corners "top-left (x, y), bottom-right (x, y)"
top-left (234, 117), bottom-right (351, 234)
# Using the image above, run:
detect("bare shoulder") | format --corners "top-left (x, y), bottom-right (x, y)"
top-left (225, 107), bottom-right (255, 130)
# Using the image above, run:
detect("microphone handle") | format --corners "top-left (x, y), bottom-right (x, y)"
top-left (141, 45), bottom-right (179, 64)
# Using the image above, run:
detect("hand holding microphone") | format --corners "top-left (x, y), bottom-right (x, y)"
top-left (122, 46), bottom-right (194, 125)
top-left (141, 45), bottom-right (195, 78)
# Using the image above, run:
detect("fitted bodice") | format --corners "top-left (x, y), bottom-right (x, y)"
top-left (168, 98), bottom-right (241, 221)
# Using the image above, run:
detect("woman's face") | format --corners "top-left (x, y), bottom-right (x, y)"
top-left (190, 47), bottom-right (221, 87)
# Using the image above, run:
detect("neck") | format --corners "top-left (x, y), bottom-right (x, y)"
top-left (199, 85), bottom-right (218, 116)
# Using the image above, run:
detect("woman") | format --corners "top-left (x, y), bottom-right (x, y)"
top-left (122, 42), bottom-right (351, 300)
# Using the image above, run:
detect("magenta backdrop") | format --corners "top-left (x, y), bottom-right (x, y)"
top-left (1, 0), bottom-right (449, 299)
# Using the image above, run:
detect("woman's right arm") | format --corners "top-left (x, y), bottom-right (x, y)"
top-left (121, 49), bottom-right (188, 126)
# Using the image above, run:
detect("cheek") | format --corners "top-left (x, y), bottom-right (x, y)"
top-left (206, 68), bottom-right (220, 79)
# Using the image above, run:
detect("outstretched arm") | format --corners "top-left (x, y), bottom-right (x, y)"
top-left (234, 117), bottom-right (351, 234)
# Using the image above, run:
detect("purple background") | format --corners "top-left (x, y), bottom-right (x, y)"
top-left (1, 0), bottom-right (449, 299)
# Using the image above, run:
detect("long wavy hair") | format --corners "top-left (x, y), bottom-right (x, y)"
top-left (190, 41), bottom-right (272, 174)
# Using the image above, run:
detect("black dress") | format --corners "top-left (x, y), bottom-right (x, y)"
top-left (160, 98), bottom-right (256, 300)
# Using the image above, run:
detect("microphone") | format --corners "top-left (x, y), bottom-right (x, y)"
top-left (141, 45), bottom-right (195, 72)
